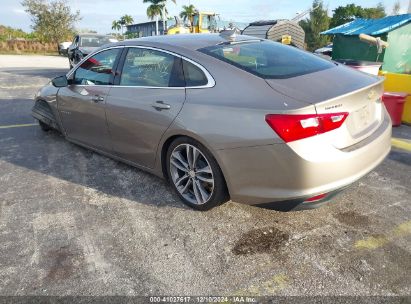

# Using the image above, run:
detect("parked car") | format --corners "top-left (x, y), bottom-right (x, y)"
top-left (58, 41), bottom-right (72, 56)
top-left (67, 34), bottom-right (117, 68)
top-left (32, 34), bottom-right (391, 211)
top-left (314, 43), bottom-right (333, 57)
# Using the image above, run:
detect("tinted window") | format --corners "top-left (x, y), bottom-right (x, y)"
top-left (200, 40), bottom-right (335, 79)
top-left (80, 36), bottom-right (112, 47)
top-left (120, 48), bottom-right (185, 87)
top-left (73, 48), bottom-right (120, 85)
top-left (183, 60), bottom-right (208, 86)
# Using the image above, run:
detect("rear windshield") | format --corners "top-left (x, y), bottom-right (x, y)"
top-left (199, 40), bottom-right (335, 79)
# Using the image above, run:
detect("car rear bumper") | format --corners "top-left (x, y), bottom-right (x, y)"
top-left (216, 109), bottom-right (392, 206)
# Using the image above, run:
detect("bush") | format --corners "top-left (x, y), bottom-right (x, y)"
top-left (0, 39), bottom-right (57, 54)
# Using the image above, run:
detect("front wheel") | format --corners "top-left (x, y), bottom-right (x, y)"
top-left (166, 137), bottom-right (229, 210)
top-left (39, 120), bottom-right (51, 132)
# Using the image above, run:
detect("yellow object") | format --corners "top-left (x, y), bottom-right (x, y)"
top-left (0, 123), bottom-right (37, 129)
top-left (168, 12), bottom-right (218, 35)
top-left (281, 35), bottom-right (292, 45)
top-left (380, 71), bottom-right (411, 124)
top-left (391, 138), bottom-right (411, 152)
top-left (166, 23), bottom-right (190, 35)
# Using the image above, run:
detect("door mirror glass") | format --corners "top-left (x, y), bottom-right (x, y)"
top-left (51, 75), bottom-right (68, 87)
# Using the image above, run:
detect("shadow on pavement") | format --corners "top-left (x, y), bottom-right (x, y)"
top-left (0, 124), bottom-right (186, 210)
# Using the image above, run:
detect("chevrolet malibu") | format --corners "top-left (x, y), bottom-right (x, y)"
top-left (32, 34), bottom-right (392, 211)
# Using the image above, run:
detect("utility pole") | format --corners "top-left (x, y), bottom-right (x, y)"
top-left (408, 0), bottom-right (411, 13)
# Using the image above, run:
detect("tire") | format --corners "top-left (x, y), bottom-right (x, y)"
top-left (166, 137), bottom-right (229, 211)
top-left (39, 120), bottom-right (51, 132)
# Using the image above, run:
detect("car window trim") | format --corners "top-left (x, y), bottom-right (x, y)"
top-left (115, 46), bottom-right (185, 89)
top-left (67, 46), bottom-right (125, 81)
top-left (114, 45), bottom-right (215, 89)
top-left (70, 46), bottom-right (124, 86)
top-left (67, 45), bottom-right (216, 89)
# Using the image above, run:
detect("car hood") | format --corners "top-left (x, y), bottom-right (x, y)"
top-left (265, 64), bottom-right (381, 104)
top-left (78, 46), bottom-right (99, 54)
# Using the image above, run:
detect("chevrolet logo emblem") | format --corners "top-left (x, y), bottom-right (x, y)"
top-left (367, 90), bottom-right (377, 100)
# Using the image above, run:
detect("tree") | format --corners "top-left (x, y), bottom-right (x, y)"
top-left (299, 0), bottom-right (330, 51)
top-left (120, 14), bottom-right (134, 28)
top-left (112, 20), bottom-right (122, 33)
top-left (112, 15), bottom-right (134, 40)
top-left (329, 4), bottom-right (363, 28)
top-left (144, 0), bottom-right (164, 35)
top-left (362, 2), bottom-right (386, 19)
top-left (180, 4), bottom-right (197, 21)
top-left (330, 3), bottom-right (386, 28)
top-left (392, 1), bottom-right (401, 15)
top-left (22, 0), bottom-right (80, 45)
top-left (119, 14), bottom-right (134, 38)
top-left (143, 0), bottom-right (175, 35)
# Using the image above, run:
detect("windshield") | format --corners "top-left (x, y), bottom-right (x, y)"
top-left (200, 40), bottom-right (335, 79)
top-left (80, 36), bottom-right (112, 47)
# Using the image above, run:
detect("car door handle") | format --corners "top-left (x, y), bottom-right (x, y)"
top-left (152, 101), bottom-right (171, 110)
top-left (91, 95), bottom-right (104, 103)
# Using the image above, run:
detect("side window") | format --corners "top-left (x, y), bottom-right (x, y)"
top-left (183, 60), bottom-right (208, 87)
top-left (120, 48), bottom-right (184, 87)
top-left (73, 48), bottom-right (120, 85)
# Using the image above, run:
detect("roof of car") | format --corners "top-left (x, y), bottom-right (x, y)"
top-left (79, 33), bottom-right (113, 37)
top-left (120, 33), bottom-right (260, 51)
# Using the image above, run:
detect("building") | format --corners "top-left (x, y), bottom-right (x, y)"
top-left (126, 21), bottom-right (168, 38)
top-left (242, 20), bottom-right (305, 49)
top-left (321, 14), bottom-right (411, 74)
top-left (126, 19), bottom-right (249, 38)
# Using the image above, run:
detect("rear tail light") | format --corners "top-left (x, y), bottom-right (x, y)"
top-left (265, 112), bottom-right (349, 143)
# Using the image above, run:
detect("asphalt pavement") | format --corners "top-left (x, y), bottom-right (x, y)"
top-left (0, 55), bottom-right (410, 298)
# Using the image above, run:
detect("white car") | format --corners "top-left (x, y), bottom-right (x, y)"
top-left (58, 41), bottom-right (72, 56)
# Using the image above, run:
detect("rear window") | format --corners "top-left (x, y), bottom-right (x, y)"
top-left (200, 40), bottom-right (335, 79)
top-left (183, 60), bottom-right (208, 87)
top-left (80, 36), bottom-right (111, 47)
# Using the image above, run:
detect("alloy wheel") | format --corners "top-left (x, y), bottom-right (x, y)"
top-left (169, 144), bottom-right (214, 205)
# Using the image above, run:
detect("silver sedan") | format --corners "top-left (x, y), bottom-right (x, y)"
top-left (32, 34), bottom-right (391, 210)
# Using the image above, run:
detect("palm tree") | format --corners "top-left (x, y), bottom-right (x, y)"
top-left (144, 0), bottom-right (162, 35)
top-left (112, 20), bottom-right (122, 33)
top-left (143, 0), bottom-right (175, 35)
top-left (179, 4), bottom-right (196, 22)
top-left (119, 14), bottom-right (134, 39)
top-left (120, 14), bottom-right (134, 27)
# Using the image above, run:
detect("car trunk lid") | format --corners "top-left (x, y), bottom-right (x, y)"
top-left (265, 65), bottom-right (385, 148)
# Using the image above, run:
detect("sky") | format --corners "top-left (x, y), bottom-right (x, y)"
top-left (1, 0), bottom-right (409, 34)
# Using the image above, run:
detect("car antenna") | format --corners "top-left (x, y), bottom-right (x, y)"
top-left (219, 29), bottom-right (240, 42)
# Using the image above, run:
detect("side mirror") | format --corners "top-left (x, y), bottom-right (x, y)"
top-left (51, 75), bottom-right (68, 87)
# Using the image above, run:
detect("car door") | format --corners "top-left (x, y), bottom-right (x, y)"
top-left (68, 36), bottom-right (78, 65)
top-left (105, 46), bottom-right (186, 169)
top-left (58, 47), bottom-right (123, 152)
